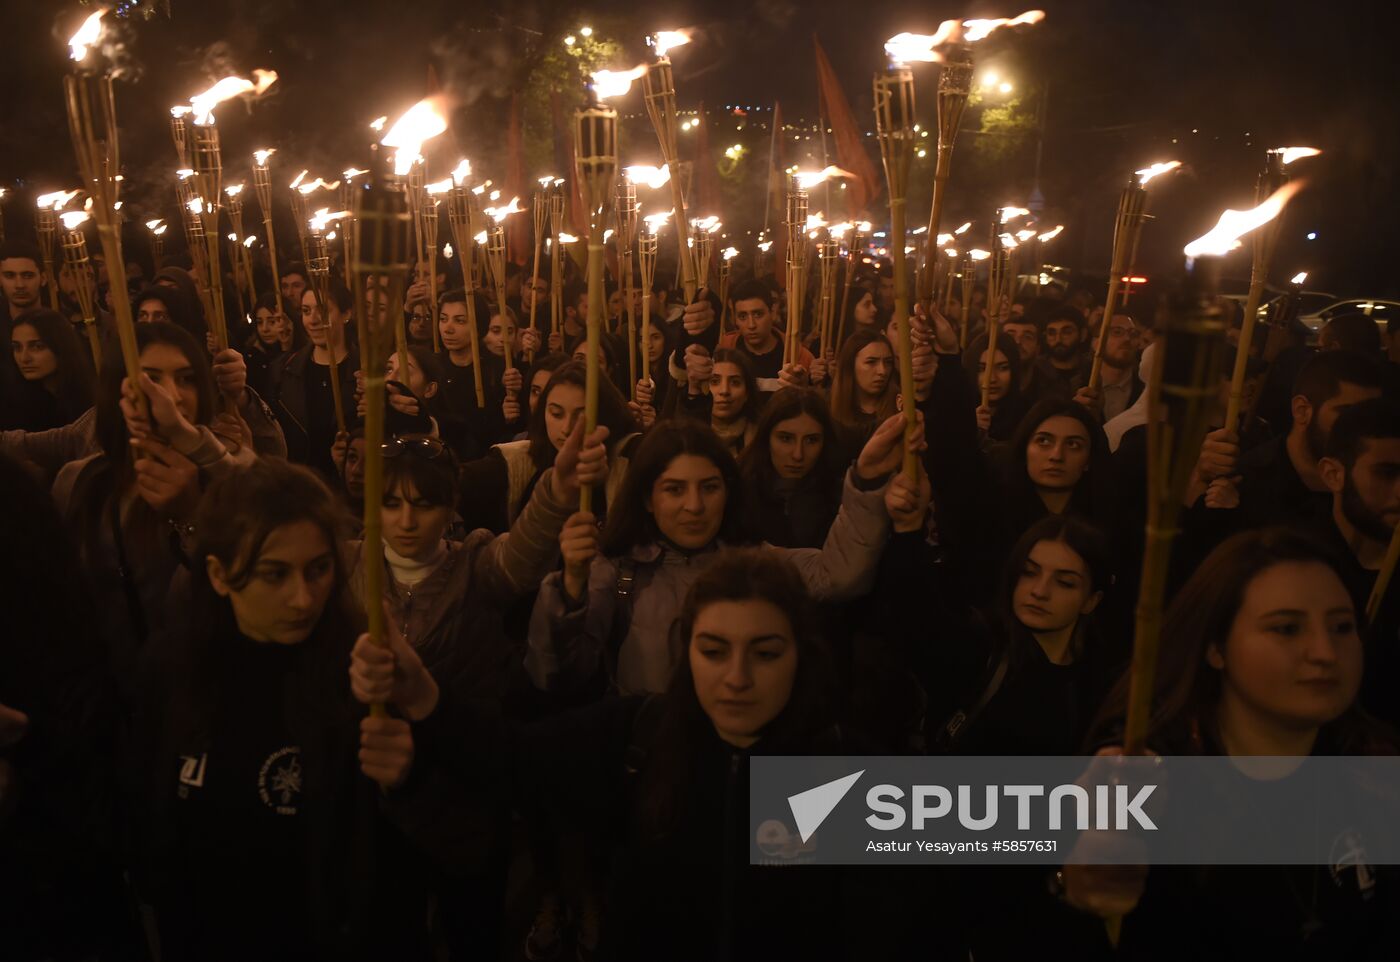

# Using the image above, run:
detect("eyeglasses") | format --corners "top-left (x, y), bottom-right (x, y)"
top-left (381, 435), bottom-right (449, 461)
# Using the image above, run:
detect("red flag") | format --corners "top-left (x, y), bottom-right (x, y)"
top-left (813, 34), bottom-right (882, 216)
top-left (691, 101), bottom-right (721, 218)
top-left (506, 93), bottom-right (529, 264)
top-left (768, 100), bottom-right (787, 287)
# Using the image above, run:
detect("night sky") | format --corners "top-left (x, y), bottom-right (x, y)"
top-left (6, 0), bottom-right (1398, 297)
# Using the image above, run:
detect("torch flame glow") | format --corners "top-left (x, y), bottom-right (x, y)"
top-left (1037, 225), bottom-right (1064, 242)
top-left (170, 105), bottom-right (191, 118)
top-left (244, 235), bottom-right (257, 247)
top-left (288, 169), bottom-right (309, 190)
top-left (962, 10), bottom-right (1046, 43)
top-left (856, 221), bottom-right (874, 233)
top-left (795, 166), bottom-right (856, 189)
top-left (425, 179), bottom-right (452, 195)
top-left (1291, 271), bottom-right (1308, 285)
top-left (883, 23), bottom-right (959, 64)
top-left (153, 224), bottom-right (168, 236)
top-left (227, 232), bottom-right (237, 242)
top-left (381, 97), bottom-right (450, 176)
top-left (309, 208), bottom-right (352, 232)
top-left (558, 232), bottom-right (579, 243)
top-left (538, 175), bottom-right (555, 188)
top-left (298, 178), bottom-right (340, 195)
top-left (444, 242), bottom-right (454, 259)
top-left (225, 184), bottom-right (244, 198)
top-left (829, 222), bottom-right (852, 238)
top-left (937, 232), bottom-right (954, 246)
top-left (189, 70), bottom-right (279, 125)
top-left (805, 212), bottom-right (828, 231)
top-left (643, 211), bottom-right (672, 233)
top-left (757, 240), bottom-right (773, 252)
top-left (1016, 229), bottom-right (1036, 241)
top-left (145, 219), bottom-right (164, 231)
top-left (1135, 160), bottom-right (1182, 185)
top-left (592, 65), bottom-right (648, 100)
top-left (969, 249), bottom-right (992, 261)
top-left (486, 197), bottom-right (525, 222)
top-left (451, 159), bottom-right (473, 186)
top-left (68, 9), bottom-right (104, 62)
top-left (187, 197), bottom-right (205, 216)
top-left (37, 190), bottom-right (82, 210)
top-left (1274, 146), bottom-right (1321, 166)
top-left (369, 116), bottom-right (387, 132)
top-left (651, 30), bottom-right (693, 59)
top-left (999, 206), bottom-right (1030, 222)
top-left (625, 164), bottom-right (672, 189)
top-left (693, 215), bottom-right (721, 233)
top-left (723, 246), bottom-right (739, 260)
top-left (955, 221), bottom-right (972, 234)
top-left (176, 168), bottom-right (194, 180)
top-left (999, 233), bottom-right (1020, 249)
top-left (253, 148), bottom-right (276, 167)
top-left (1183, 180), bottom-right (1305, 259)
top-left (343, 167), bottom-right (369, 181)
top-left (944, 248), bottom-right (959, 257)
top-left (60, 210), bottom-right (91, 231)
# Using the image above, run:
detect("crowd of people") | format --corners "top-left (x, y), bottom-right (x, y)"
top-left (2, 221), bottom-right (1400, 961)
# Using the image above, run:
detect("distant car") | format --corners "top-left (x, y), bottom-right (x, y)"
top-left (1221, 289), bottom-right (1337, 324)
top-left (1298, 298), bottom-right (1400, 334)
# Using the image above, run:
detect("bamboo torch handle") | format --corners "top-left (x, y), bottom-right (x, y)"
top-left (581, 236), bottom-right (605, 513)
top-left (891, 197), bottom-right (916, 480)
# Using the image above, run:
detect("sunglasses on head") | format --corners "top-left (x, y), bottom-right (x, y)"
top-left (381, 435), bottom-right (449, 461)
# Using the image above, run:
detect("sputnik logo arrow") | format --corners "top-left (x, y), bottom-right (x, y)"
top-left (787, 770), bottom-right (864, 843)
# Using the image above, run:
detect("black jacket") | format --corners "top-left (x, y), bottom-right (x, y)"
top-left (269, 343), bottom-right (361, 471)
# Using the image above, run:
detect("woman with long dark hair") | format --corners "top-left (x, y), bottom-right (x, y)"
top-left (1063, 528), bottom-right (1400, 957)
top-left (996, 398), bottom-right (1116, 537)
top-left (675, 346), bottom-right (761, 457)
top-left (963, 330), bottom-right (1031, 444)
top-left (350, 548), bottom-right (928, 961)
top-left (456, 360), bottom-right (640, 534)
top-left (241, 292), bottom-right (290, 401)
top-left (828, 327), bottom-right (897, 460)
top-left (525, 413), bottom-right (920, 695)
top-left (8, 308), bottom-right (94, 431)
top-left (132, 458), bottom-right (433, 961)
top-left (738, 387), bottom-right (845, 548)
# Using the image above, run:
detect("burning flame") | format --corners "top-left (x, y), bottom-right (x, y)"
top-left (68, 9), bottom-right (104, 62)
top-left (794, 166), bottom-right (855, 189)
top-left (344, 167), bottom-right (369, 181)
top-left (486, 197), bottom-right (525, 222)
top-left (187, 197), bottom-right (205, 216)
top-left (288, 169), bottom-right (309, 190)
top-left (170, 105), bottom-right (191, 118)
top-left (969, 249), bottom-right (991, 261)
top-left (805, 212), bottom-right (828, 231)
top-left (723, 246), bottom-right (739, 260)
top-left (152, 224), bottom-right (168, 236)
top-left (944, 248), bottom-right (959, 257)
top-left (451, 159), bottom-right (473, 186)
top-left (1274, 146), bottom-right (1321, 166)
top-left (1037, 225), bottom-right (1064, 242)
top-left (253, 148), bottom-right (276, 167)
top-left (963, 11), bottom-right (1046, 42)
top-left (444, 242), bottom-right (454, 259)
top-left (538, 175), bottom-right (555, 188)
top-left (308, 208), bottom-right (351, 232)
top-left (145, 219), bottom-right (163, 231)
top-left (176, 168), bottom-right (194, 180)
top-left (369, 116), bottom-right (388, 132)
top-left (1183, 180), bottom-right (1305, 259)
top-left (227, 232), bottom-right (237, 242)
top-left (955, 221), bottom-right (972, 234)
top-left (999, 233), bottom-right (1020, 249)
top-left (757, 241), bottom-right (774, 252)
top-left (474, 230), bottom-right (489, 245)
top-left (188, 70), bottom-right (279, 125)
top-left (829, 222), bottom-right (852, 238)
top-left (643, 211), bottom-right (672, 233)
top-left (558, 232), bottom-right (579, 243)
top-left (1015, 229), bottom-right (1036, 241)
top-left (298, 178), bottom-right (340, 195)
top-left (936, 232), bottom-right (953, 246)
top-left (883, 23), bottom-right (959, 64)
top-left (592, 65), bottom-right (648, 100)
top-left (999, 206), bottom-right (1030, 222)
top-left (1135, 160), bottom-right (1182, 185)
top-left (856, 220), bottom-right (874, 233)
top-left (425, 179), bottom-right (452, 195)
top-left (693, 215), bottom-right (721, 233)
top-left (625, 164), bottom-right (672, 189)
top-left (1291, 271), bottom-right (1308, 285)
top-left (37, 189), bottom-right (81, 210)
top-left (381, 97), bottom-right (450, 176)
top-left (60, 210), bottom-right (90, 231)
top-left (651, 30), bottom-right (693, 59)
top-left (225, 184), bottom-right (244, 198)
top-left (489, 189), bottom-right (502, 202)
top-left (244, 236), bottom-right (257, 248)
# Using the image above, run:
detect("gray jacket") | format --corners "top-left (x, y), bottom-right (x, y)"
top-left (525, 467), bottom-right (889, 695)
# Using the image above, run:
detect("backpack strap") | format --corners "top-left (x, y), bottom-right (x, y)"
top-left (600, 556), bottom-right (639, 689)
top-left (936, 650), bottom-right (1010, 752)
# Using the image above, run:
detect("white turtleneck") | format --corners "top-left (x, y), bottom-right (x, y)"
top-left (383, 541), bottom-right (448, 588)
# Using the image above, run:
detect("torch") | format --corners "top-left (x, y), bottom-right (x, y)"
top-left (614, 179), bottom-right (639, 395)
top-left (62, 10), bottom-right (143, 407)
top-left (445, 177), bottom-right (487, 408)
top-left (351, 166), bottom-right (413, 705)
top-left (1225, 146), bottom-right (1320, 428)
top-left (574, 94), bottom-right (620, 512)
top-left (485, 222), bottom-right (512, 371)
top-left (835, 220), bottom-right (869, 349)
top-left (641, 31), bottom-right (696, 301)
top-left (169, 105), bottom-right (191, 168)
top-left (783, 177), bottom-right (810, 368)
top-left (422, 180), bottom-right (448, 353)
top-left (924, 41), bottom-right (972, 303)
top-left (252, 149), bottom-right (288, 321)
top-left (872, 61), bottom-right (918, 478)
top-left (59, 210), bottom-right (102, 368)
top-left (1088, 162), bottom-right (1179, 390)
top-left (0, 188), bottom-right (7, 242)
top-left (289, 171), bottom-right (312, 271)
top-left (530, 178), bottom-right (551, 361)
top-left (146, 219), bottom-right (167, 270)
top-left (639, 213), bottom-right (667, 388)
top-left (226, 184), bottom-right (257, 319)
top-left (549, 179), bottom-right (566, 342)
top-left (341, 168), bottom-right (368, 280)
top-left (306, 219), bottom-right (347, 433)
top-left (33, 195), bottom-right (68, 312)
top-left (718, 245), bottom-right (737, 334)
top-left (818, 236), bottom-right (840, 361)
